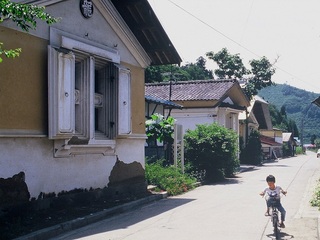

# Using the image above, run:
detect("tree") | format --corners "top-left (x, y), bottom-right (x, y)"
top-left (269, 104), bottom-right (299, 137)
top-left (280, 106), bottom-right (287, 118)
top-left (240, 130), bottom-right (262, 165)
top-left (145, 57), bottom-right (213, 83)
top-left (0, 0), bottom-right (59, 62)
top-left (181, 56), bottom-right (213, 80)
top-left (145, 64), bottom-right (189, 83)
top-left (206, 48), bottom-right (249, 79)
top-left (311, 134), bottom-right (317, 145)
top-left (206, 48), bottom-right (275, 100)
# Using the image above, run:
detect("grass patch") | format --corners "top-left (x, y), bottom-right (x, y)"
top-left (310, 179), bottom-right (320, 208)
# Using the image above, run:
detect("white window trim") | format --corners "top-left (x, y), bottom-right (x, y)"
top-left (50, 28), bottom-right (120, 64)
top-left (53, 139), bottom-right (116, 157)
top-left (48, 32), bottom-right (131, 157)
top-left (61, 36), bottom-right (120, 64)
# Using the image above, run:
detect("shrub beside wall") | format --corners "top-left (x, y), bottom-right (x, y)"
top-left (145, 161), bottom-right (196, 196)
top-left (184, 123), bottom-right (239, 182)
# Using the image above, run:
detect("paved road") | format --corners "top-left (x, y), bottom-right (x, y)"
top-left (53, 152), bottom-right (320, 240)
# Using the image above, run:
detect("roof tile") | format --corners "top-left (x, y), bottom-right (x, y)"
top-left (145, 80), bottom-right (236, 101)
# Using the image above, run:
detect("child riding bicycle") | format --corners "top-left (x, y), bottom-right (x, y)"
top-left (260, 174), bottom-right (287, 228)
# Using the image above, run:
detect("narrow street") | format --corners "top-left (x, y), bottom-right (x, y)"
top-left (53, 152), bottom-right (320, 240)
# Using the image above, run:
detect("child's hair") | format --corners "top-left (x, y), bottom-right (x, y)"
top-left (266, 175), bottom-right (275, 182)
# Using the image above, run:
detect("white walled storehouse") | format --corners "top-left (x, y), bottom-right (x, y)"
top-left (0, 0), bottom-right (181, 203)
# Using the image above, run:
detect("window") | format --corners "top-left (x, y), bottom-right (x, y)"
top-left (48, 35), bottom-right (131, 156)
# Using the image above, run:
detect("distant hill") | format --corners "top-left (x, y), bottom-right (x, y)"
top-left (258, 84), bottom-right (320, 144)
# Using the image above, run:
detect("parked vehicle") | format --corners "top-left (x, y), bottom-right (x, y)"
top-left (317, 149), bottom-right (320, 158)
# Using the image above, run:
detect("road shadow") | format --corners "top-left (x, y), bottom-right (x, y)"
top-left (266, 231), bottom-right (294, 239)
top-left (238, 167), bottom-right (259, 173)
top-left (58, 197), bottom-right (195, 239)
top-left (222, 176), bottom-right (243, 185)
top-left (203, 175), bottom-right (244, 186)
top-left (261, 164), bottom-right (290, 168)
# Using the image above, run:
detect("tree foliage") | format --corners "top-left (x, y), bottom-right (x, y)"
top-left (145, 113), bottom-right (175, 145)
top-left (180, 56), bottom-right (213, 80)
top-left (206, 48), bottom-right (249, 79)
top-left (0, 42), bottom-right (21, 63)
top-left (268, 104), bottom-right (299, 137)
top-left (0, 0), bottom-right (59, 62)
top-left (206, 48), bottom-right (275, 99)
top-left (145, 57), bottom-right (213, 83)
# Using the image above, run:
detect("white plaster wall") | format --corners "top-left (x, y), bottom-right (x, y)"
top-left (116, 138), bottom-right (146, 168)
top-left (170, 107), bottom-right (243, 135)
top-left (0, 137), bottom-right (119, 198)
top-left (170, 108), bottom-right (217, 133)
top-left (275, 137), bottom-right (283, 144)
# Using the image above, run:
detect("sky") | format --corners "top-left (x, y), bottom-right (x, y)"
top-left (148, 0), bottom-right (320, 93)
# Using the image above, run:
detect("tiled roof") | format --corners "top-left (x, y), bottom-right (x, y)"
top-left (145, 80), bottom-right (236, 101)
top-left (260, 135), bottom-right (282, 146)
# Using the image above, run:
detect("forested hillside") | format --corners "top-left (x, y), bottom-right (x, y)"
top-left (258, 84), bottom-right (320, 144)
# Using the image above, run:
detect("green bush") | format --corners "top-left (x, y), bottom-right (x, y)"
top-left (145, 161), bottom-right (197, 196)
top-left (295, 146), bottom-right (303, 155)
top-left (240, 130), bottom-right (262, 165)
top-left (282, 143), bottom-right (293, 157)
top-left (184, 123), bottom-right (239, 182)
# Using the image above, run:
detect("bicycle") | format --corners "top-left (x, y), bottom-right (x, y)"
top-left (265, 192), bottom-right (283, 240)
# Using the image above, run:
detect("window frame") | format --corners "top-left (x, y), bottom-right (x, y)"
top-left (48, 32), bottom-right (131, 157)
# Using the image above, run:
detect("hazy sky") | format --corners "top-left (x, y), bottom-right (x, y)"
top-left (149, 0), bottom-right (320, 93)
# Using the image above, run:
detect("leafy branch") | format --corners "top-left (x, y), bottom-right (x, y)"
top-left (0, 43), bottom-right (21, 63)
top-left (0, 0), bottom-right (59, 62)
top-left (0, 0), bottom-right (59, 31)
top-left (145, 113), bottom-right (175, 145)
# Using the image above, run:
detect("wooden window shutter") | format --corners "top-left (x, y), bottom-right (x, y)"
top-left (48, 46), bottom-right (75, 139)
top-left (116, 65), bottom-right (131, 135)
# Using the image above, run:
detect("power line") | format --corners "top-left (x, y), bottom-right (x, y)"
top-left (168, 0), bottom-right (260, 58)
top-left (166, 0), bottom-right (320, 93)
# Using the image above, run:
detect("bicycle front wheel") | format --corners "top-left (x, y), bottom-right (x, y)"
top-left (273, 215), bottom-right (280, 239)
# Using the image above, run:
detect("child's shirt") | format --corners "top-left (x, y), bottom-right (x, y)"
top-left (263, 186), bottom-right (283, 199)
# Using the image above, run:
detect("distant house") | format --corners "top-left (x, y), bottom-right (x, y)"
top-left (282, 132), bottom-right (297, 157)
top-left (260, 135), bottom-right (283, 160)
top-left (239, 96), bottom-right (284, 159)
top-left (239, 95), bottom-right (272, 146)
top-left (261, 128), bottom-right (283, 144)
top-left (312, 96), bottom-right (320, 107)
top-left (0, 0), bottom-right (181, 205)
top-left (145, 79), bottom-right (250, 135)
top-left (260, 128), bottom-right (283, 159)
